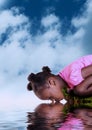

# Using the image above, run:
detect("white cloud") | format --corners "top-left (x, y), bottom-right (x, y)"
top-left (41, 14), bottom-right (60, 28)
top-left (71, 0), bottom-right (92, 53)
top-left (0, 0), bottom-right (92, 109)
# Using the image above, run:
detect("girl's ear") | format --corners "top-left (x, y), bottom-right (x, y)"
top-left (48, 77), bottom-right (56, 87)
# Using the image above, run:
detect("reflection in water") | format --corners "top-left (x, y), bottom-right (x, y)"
top-left (73, 108), bottom-right (92, 130)
top-left (0, 109), bottom-right (27, 130)
top-left (27, 102), bottom-right (92, 130)
top-left (27, 103), bottom-right (65, 130)
top-left (0, 99), bottom-right (92, 130)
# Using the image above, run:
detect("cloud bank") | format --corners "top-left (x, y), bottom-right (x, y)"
top-left (0, 0), bottom-right (92, 110)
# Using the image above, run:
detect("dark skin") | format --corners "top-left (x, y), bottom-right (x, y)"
top-left (34, 76), bottom-right (67, 103)
top-left (33, 65), bottom-right (92, 103)
top-left (74, 65), bottom-right (92, 96)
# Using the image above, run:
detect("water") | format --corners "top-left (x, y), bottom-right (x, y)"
top-left (1, 100), bottom-right (92, 130)
top-left (0, 109), bottom-right (27, 130)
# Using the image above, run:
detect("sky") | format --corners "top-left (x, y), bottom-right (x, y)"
top-left (0, 0), bottom-right (92, 110)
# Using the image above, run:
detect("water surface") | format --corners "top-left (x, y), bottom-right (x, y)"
top-left (0, 99), bottom-right (92, 130)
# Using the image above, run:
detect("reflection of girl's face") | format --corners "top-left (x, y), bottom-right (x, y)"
top-left (35, 103), bottom-right (64, 123)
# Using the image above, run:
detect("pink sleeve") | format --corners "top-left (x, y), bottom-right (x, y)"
top-left (69, 64), bottom-right (84, 86)
top-left (59, 55), bottom-right (92, 89)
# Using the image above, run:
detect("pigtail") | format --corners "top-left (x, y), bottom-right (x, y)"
top-left (42, 66), bottom-right (51, 73)
top-left (27, 73), bottom-right (36, 82)
top-left (27, 73), bottom-right (36, 91)
top-left (27, 82), bottom-right (32, 91)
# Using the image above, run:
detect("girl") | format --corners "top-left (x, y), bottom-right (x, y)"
top-left (27, 55), bottom-right (92, 103)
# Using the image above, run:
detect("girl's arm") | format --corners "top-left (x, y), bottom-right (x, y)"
top-left (81, 65), bottom-right (92, 79)
top-left (74, 75), bottom-right (92, 96)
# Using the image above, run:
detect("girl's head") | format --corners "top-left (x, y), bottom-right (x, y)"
top-left (27, 66), bottom-right (64, 102)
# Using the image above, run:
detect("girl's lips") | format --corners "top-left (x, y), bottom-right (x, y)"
top-left (50, 98), bottom-right (61, 103)
top-left (55, 98), bottom-right (61, 102)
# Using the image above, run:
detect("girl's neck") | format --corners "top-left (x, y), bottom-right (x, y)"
top-left (57, 75), bottom-right (69, 88)
top-left (56, 75), bottom-right (69, 99)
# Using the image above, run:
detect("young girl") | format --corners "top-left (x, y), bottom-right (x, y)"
top-left (27, 55), bottom-right (92, 103)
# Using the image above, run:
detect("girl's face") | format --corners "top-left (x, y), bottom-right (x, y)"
top-left (35, 76), bottom-right (65, 103)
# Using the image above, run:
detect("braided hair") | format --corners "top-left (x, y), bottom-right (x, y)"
top-left (27, 66), bottom-right (53, 92)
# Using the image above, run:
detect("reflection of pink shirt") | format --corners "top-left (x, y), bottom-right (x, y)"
top-left (59, 55), bottom-right (92, 89)
top-left (58, 115), bottom-right (84, 130)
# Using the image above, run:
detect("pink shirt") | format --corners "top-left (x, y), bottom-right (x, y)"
top-left (59, 55), bottom-right (92, 89)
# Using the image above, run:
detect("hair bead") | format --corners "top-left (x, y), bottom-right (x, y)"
top-left (27, 73), bottom-right (36, 82)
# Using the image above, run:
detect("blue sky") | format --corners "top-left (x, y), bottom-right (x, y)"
top-left (0, 0), bottom-right (92, 110)
top-left (6, 0), bottom-right (86, 34)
